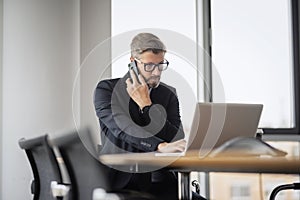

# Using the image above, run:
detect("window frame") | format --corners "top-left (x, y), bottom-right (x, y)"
top-left (208, 0), bottom-right (300, 136)
top-left (262, 0), bottom-right (300, 135)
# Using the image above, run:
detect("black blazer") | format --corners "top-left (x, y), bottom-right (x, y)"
top-left (94, 73), bottom-right (185, 189)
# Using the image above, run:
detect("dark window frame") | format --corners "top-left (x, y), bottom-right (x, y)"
top-left (209, 0), bottom-right (300, 135)
top-left (263, 0), bottom-right (300, 135)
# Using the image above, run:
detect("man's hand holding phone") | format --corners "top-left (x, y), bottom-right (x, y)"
top-left (126, 69), bottom-right (152, 109)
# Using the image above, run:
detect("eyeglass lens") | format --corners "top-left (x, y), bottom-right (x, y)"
top-left (144, 61), bottom-right (168, 72)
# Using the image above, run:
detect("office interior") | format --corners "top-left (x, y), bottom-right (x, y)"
top-left (1, 0), bottom-right (300, 199)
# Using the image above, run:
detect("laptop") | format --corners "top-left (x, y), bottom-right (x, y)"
top-left (155, 102), bottom-right (263, 157)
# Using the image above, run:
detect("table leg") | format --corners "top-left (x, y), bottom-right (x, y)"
top-left (178, 171), bottom-right (191, 199)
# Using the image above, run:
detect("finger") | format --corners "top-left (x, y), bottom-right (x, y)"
top-left (174, 140), bottom-right (186, 151)
top-left (174, 139), bottom-right (186, 145)
top-left (175, 146), bottom-right (185, 152)
top-left (178, 143), bottom-right (186, 149)
top-left (125, 78), bottom-right (132, 86)
top-left (138, 74), bottom-right (147, 85)
top-left (178, 141), bottom-right (186, 146)
top-left (177, 144), bottom-right (186, 150)
top-left (129, 69), bottom-right (138, 84)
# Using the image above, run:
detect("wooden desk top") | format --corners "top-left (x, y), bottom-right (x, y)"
top-left (100, 151), bottom-right (300, 174)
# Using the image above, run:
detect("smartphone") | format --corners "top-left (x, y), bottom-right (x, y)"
top-left (128, 61), bottom-right (139, 79)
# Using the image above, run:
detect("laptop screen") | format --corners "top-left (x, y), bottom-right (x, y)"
top-left (187, 103), bottom-right (263, 154)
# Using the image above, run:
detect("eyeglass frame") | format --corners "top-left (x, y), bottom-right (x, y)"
top-left (134, 58), bottom-right (169, 72)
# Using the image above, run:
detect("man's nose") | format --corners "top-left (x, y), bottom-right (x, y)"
top-left (152, 66), bottom-right (161, 75)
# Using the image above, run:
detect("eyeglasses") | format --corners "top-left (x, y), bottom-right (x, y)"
top-left (135, 58), bottom-right (169, 72)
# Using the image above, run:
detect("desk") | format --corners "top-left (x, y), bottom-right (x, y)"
top-left (100, 151), bottom-right (300, 199)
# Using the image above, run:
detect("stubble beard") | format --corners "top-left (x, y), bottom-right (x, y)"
top-left (145, 76), bottom-right (160, 88)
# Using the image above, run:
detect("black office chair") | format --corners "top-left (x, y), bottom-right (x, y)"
top-left (51, 128), bottom-right (154, 200)
top-left (18, 134), bottom-right (68, 200)
top-left (269, 182), bottom-right (300, 200)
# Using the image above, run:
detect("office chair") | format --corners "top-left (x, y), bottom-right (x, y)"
top-left (18, 134), bottom-right (68, 200)
top-left (269, 182), bottom-right (300, 200)
top-left (51, 128), bottom-right (154, 200)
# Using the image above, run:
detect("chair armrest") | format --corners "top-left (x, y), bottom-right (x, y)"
top-left (51, 181), bottom-right (70, 197)
top-left (269, 183), bottom-right (300, 200)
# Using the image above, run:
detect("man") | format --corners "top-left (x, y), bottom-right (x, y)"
top-left (94, 33), bottom-right (204, 199)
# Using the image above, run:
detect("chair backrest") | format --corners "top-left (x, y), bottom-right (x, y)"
top-left (18, 134), bottom-right (63, 200)
top-left (51, 128), bottom-right (110, 200)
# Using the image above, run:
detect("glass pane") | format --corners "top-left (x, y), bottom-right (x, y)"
top-left (211, 0), bottom-right (294, 128)
top-left (210, 173), bottom-right (300, 200)
top-left (111, 0), bottom-right (197, 133)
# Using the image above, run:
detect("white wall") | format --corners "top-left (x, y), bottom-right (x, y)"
top-left (2, 0), bottom-right (79, 199)
top-left (0, 0), bottom-right (3, 197)
top-left (80, 0), bottom-right (111, 143)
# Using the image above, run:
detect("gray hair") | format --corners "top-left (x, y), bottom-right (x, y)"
top-left (130, 33), bottom-right (166, 58)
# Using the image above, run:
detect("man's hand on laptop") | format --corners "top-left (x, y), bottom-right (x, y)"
top-left (157, 139), bottom-right (186, 153)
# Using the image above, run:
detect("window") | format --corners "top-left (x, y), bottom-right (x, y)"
top-left (112, 0), bottom-right (300, 133)
top-left (230, 183), bottom-right (251, 200)
top-left (211, 0), bottom-right (296, 130)
top-left (111, 0), bottom-right (198, 133)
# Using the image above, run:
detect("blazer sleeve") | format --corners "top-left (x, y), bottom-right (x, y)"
top-left (94, 79), bottom-right (164, 152)
top-left (140, 87), bottom-right (185, 142)
top-left (163, 90), bottom-right (185, 141)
